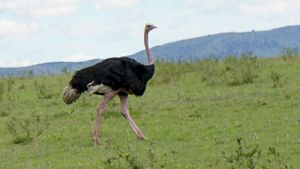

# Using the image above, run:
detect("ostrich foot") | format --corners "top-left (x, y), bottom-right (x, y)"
top-left (137, 135), bottom-right (149, 140)
top-left (93, 136), bottom-right (99, 145)
top-left (92, 129), bottom-right (99, 145)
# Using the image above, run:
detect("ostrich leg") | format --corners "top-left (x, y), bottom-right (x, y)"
top-left (92, 90), bottom-right (118, 145)
top-left (119, 95), bottom-right (147, 140)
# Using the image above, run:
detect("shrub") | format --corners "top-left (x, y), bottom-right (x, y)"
top-left (200, 54), bottom-right (259, 86)
top-left (103, 145), bottom-right (144, 169)
top-left (0, 106), bottom-right (11, 117)
top-left (270, 71), bottom-right (281, 88)
top-left (150, 61), bottom-right (182, 85)
top-left (0, 110), bottom-right (9, 117)
top-left (221, 137), bottom-right (292, 169)
top-left (281, 47), bottom-right (299, 61)
top-left (103, 141), bottom-right (167, 169)
top-left (6, 78), bottom-right (15, 93)
top-left (224, 137), bottom-right (262, 169)
top-left (223, 54), bottom-right (258, 85)
top-left (198, 58), bottom-right (222, 85)
top-left (0, 82), bottom-right (4, 102)
top-left (34, 79), bottom-right (54, 99)
top-left (6, 113), bottom-right (49, 144)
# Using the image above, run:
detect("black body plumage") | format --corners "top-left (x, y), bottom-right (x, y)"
top-left (68, 57), bottom-right (154, 99)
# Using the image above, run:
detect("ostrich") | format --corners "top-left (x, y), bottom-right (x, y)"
top-left (63, 24), bottom-right (157, 144)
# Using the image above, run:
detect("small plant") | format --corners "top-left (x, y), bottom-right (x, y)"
top-left (6, 78), bottom-right (15, 93)
top-left (0, 110), bottom-right (9, 117)
top-left (281, 47), bottom-right (299, 61)
top-left (26, 70), bottom-right (34, 77)
top-left (0, 82), bottom-right (4, 102)
top-left (226, 137), bottom-right (261, 169)
top-left (103, 141), bottom-right (167, 169)
top-left (18, 83), bottom-right (26, 90)
top-left (222, 56), bottom-right (243, 85)
top-left (147, 141), bottom-right (168, 168)
top-left (34, 79), bottom-right (53, 99)
top-left (239, 54), bottom-right (259, 84)
top-left (270, 71), bottom-right (281, 88)
top-left (150, 61), bottom-right (182, 85)
top-left (0, 105), bottom-right (11, 117)
top-left (200, 54), bottom-right (259, 86)
top-left (199, 58), bottom-right (221, 85)
top-left (62, 67), bottom-right (70, 75)
top-left (223, 54), bottom-right (258, 85)
top-left (221, 137), bottom-right (292, 169)
top-left (6, 113), bottom-right (49, 144)
top-left (103, 145), bottom-right (144, 169)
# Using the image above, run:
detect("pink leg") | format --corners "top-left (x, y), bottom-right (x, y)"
top-left (119, 95), bottom-right (148, 140)
top-left (92, 90), bottom-right (118, 145)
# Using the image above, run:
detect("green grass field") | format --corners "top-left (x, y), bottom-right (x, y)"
top-left (0, 56), bottom-right (299, 168)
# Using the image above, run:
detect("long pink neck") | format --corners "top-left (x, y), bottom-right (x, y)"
top-left (144, 30), bottom-right (154, 65)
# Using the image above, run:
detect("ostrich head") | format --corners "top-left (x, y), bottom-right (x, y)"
top-left (145, 24), bottom-right (157, 32)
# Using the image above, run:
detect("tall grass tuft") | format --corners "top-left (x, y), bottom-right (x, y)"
top-left (270, 71), bottom-right (281, 88)
top-left (103, 141), bottom-right (167, 169)
top-left (221, 137), bottom-right (292, 169)
top-left (6, 113), bottom-right (49, 145)
top-left (281, 47), bottom-right (299, 61)
top-left (0, 81), bottom-right (4, 102)
top-left (150, 61), bottom-right (182, 85)
top-left (6, 78), bottom-right (15, 93)
top-left (200, 53), bottom-right (259, 86)
top-left (198, 58), bottom-right (222, 85)
top-left (34, 79), bottom-right (54, 99)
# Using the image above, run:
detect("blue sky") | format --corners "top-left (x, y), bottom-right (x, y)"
top-left (0, 0), bottom-right (299, 67)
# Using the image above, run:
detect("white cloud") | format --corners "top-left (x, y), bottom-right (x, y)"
top-left (0, 53), bottom-right (96, 67)
top-left (0, 59), bottom-right (34, 67)
top-left (0, 0), bottom-right (85, 17)
top-left (95, 0), bottom-right (139, 10)
top-left (182, 0), bottom-right (235, 12)
top-left (241, 1), bottom-right (287, 15)
top-left (0, 19), bottom-right (38, 36)
top-left (64, 53), bottom-right (97, 62)
top-left (182, 0), bottom-right (300, 17)
top-left (0, 61), bottom-right (5, 67)
top-left (240, 0), bottom-right (300, 15)
top-left (15, 60), bottom-right (35, 67)
top-left (184, 0), bottom-right (227, 8)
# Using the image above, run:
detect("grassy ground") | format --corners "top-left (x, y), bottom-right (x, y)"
top-left (0, 56), bottom-right (299, 168)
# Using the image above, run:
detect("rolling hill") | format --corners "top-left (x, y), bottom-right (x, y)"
top-left (1, 25), bottom-right (299, 77)
top-left (0, 59), bottom-right (101, 77)
top-left (130, 25), bottom-right (300, 62)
